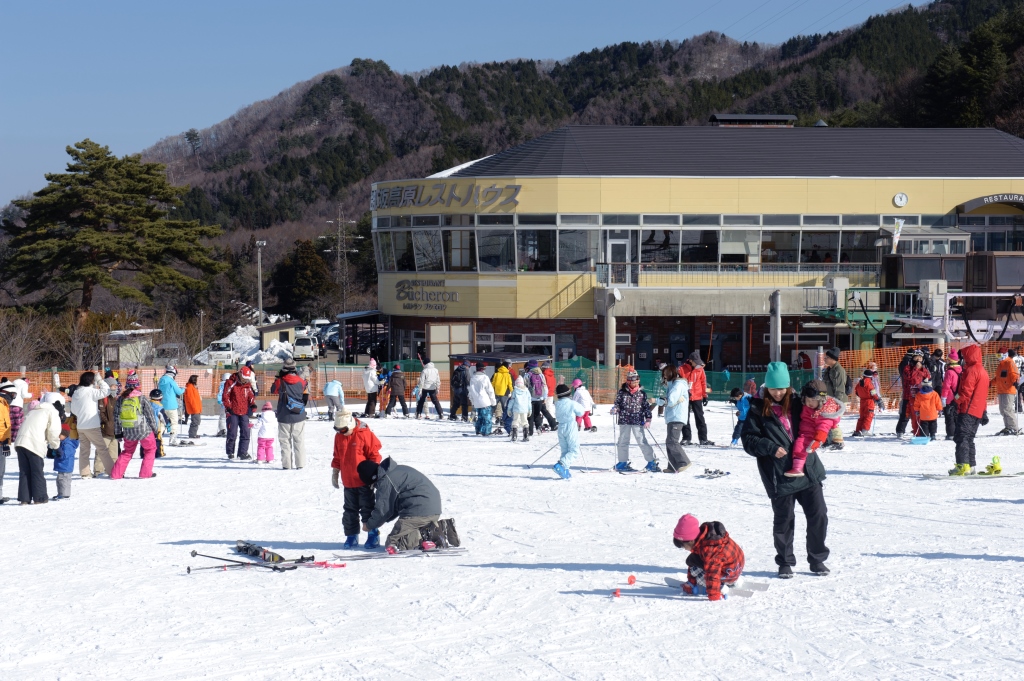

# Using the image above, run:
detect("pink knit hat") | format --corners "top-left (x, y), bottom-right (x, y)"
top-left (673, 514), bottom-right (700, 542)
top-left (262, 401), bottom-right (273, 411)
top-left (571, 379), bottom-right (583, 388)
top-left (368, 359), bottom-right (377, 369)
top-left (948, 349), bottom-right (959, 361)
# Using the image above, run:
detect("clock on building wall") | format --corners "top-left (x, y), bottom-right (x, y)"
top-left (893, 192), bottom-right (909, 207)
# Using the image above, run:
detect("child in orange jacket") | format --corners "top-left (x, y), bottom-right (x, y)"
top-left (853, 366), bottom-right (880, 436)
top-left (913, 379), bottom-right (943, 441)
top-left (331, 409), bottom-right (382, 550)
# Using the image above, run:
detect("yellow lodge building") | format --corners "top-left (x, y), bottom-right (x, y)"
top-left (370, 123), bottom-right (1024, 370)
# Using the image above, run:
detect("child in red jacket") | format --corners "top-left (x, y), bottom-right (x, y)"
top-left (672, 514), bottom-right (745, 601)
top-left (331, 409), bottom-right (382, 550)
top-left (788, 379), bottom-right (845, 477)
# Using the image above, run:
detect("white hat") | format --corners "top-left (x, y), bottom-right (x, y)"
top-left (334, 409), bottom-right (354, 432)
top-left (222, 372), bottom-right (232, 381)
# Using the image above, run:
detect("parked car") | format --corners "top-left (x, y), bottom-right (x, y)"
top-left (206, 341), bottom-right (238, 366)
top-left (324, 332), bottom-right (339, 350)
top-left (292, 336), bottom-right (317, 361)
top-left (311, 318), bottom-right (331, 335)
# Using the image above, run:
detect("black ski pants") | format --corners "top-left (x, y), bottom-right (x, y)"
top-left (343, 486), bottom-right (375, 536)
top-left (770, 483), bottom-right (829, 568)
top-left (450, 390), bottom-right (470, 419)
top-left (416, 389), bottom-right (443, 418)
top-left (386, 393), bottom-right (408, 416)
top-left (954, 413), bottom-right (980, 467)
top-left (944, 402), bottom-right (959, 438)
top-left (363, 392), bottom-right (378, 417)
top-left (921, 419), bottom-right (938, 438)
top-left (530, 400), bottom-right (556, 435)
top-left (895, 398), bottom-right (912, 435)
top-left (225, 412), bottom-right (250, 458)
top-left (683, 400), bottom-right (708, 442)
top-left (16, 447), bottom-right (48, 503)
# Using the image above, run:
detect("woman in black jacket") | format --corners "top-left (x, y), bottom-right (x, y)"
top-left (741, 362), bottom-right (831, 579)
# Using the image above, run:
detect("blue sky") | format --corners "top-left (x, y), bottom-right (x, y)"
top-left (0, 0), bottom-right (909, 204)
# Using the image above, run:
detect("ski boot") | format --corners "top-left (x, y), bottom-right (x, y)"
top-left (420, 540), bottom-right (437, 551)
top-left (645, 460), bottom-right (661, 473)
top-left (995, 428), bottom-right (1011, 436)
top-left (522, 431), bottom-right (530, 442)
top-left (511, 428), bottom-right (518, 442)
top-left (215, 429), bottom-right (226, 437)
top-left (553, 462), bottom-right (571, 479)
top-left (343, 535), bottom-right (360, 550)
top-left (810, 562), bottom-right (831, 576)
top-left (614, 461), bottom-right (635, 472)
top-left (980, 456), bottom-right (1002, 476)
top-left (948, 463), bottom-right (971, 476)
top-left (588, 426), bottom-right (598, 432)
top-left (699, 440), bottom-right (716, 447)
top-left (364, 528), bottom-right (380, 550)
top-left (850, 431), bottom-right (863, 438)
top-left (385, 546), bottom-right (399, 555)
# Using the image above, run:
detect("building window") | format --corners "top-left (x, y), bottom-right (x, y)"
top-left (761, 230), bottom-right (800, 264)
top-left (558, 229), bottom-right (600, 271)
top-left (722, 215), bottom-right (760, 226)
top-left (443, 230), bottom-right (476, 271)
top-left (680, 230), bottom-right (719, 264)
top-left (443, 214), bottom-right (474, 226)
top-left (801, 231), bottom-right (839, 263)
top-left (478, 214), bottom-right (514, 226)
top-left (603, 229), bottom-right (639, 263)
top-left (375, 216), bottom-right (391, 229)
top-left (412, 215), bottom-right (440, 226)
top-left (990, 231), bottom-right (1007, 250)
top-left (392, 231), bottom-right (416, 271)
top-left (560, 215), bottom-right (600, 225)
top-left (394, 216), bottom-right (412, 227)
top-left (842, 215), bottom-right (880, 226)
top-left (516, 230), bottom-right (557, 271)
top-left (477, 230), bottom-right (516, 272)
top-left (923, 214), bottom-right (957, 227)
top-left (720, 229), bottom-right (760, 265)
top-left (603, 215), bottom-right (640, 225)
top-left (518, 214), bottom-right (557, 225)
top-left (683, 214), bottom-right (721, 225)
top-left (883, 215), bottom-right (920, 226)
top-left (803, 215), bottom-right (840, 226)
top-left (377, 232), bottom-right (396, 271)
top-left (840, 230), bottom-right (878, 263)
top-left (412, 230), bottom-right (444, 271)
top-left (971, 232), bottom-right (986, 251)
top-left (763, 215), bottom-right (800, 226)
top-left (642, 215), bottom-right (681, 226)
top-left (641, 229), bottom-right (680, 263)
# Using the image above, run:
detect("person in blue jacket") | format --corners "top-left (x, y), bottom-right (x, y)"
top-left (157, 366), bottom-right (185, 445)
top-left (729, 387), bottom-right (752, 446)
top-left (509, 376), bottom-right (533, 443)
top-left (656, 364), bottom-right (691, 473)
top-left (323, 377), bottom-right (345, 421)
top-left (552, 384), bottom-right (586, 479)
top-left (52, 424), bottom-right (78, 500)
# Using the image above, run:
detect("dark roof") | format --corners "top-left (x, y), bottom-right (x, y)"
top-left (450, 126), bottom-right (1024, 179)
top-left (709, 113), bottom-right (796, 123)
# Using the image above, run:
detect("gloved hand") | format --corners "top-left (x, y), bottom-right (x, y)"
top-left (609, 406), bottom-right (617, 415)
top-left (982, 410), bottom-right (990, 426)
top-left (682, 582), bottom-right (707, 596)
top-left (1, 443), bottom-right (9, 457)
top-left (331, 469), bottom-right (340, 489)
top-left (644, 420), bottom-right (651, 429)
top-left (702, 397), bottom-right (709, 407)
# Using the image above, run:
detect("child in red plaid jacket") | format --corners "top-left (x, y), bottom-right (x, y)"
top-left (672, 514), bottom-right (745, 601)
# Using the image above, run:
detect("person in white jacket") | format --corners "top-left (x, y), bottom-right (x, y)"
top-left (469, 363), bottom-right (497, 436)
top-left (69, 372), bottom-right (114, 478)
top-left (255, 402), bottom-right (278, 464)
top-left (415, 359), bottom-right (444, 420)
top-left (571, 379), bottom-right (596, 432)
top-left (14, 400), bottom-right (61, 504)
top-left (362, 360), bottom-right (380, 417)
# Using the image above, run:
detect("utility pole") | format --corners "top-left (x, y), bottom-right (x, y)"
top-left (323, 207), bottom-right (361, 315)
top-left (198, 309), bottom-right (204, 353)
top-left (256, 240), bottom-right (267, 328)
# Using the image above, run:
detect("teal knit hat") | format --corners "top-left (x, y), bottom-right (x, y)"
top-left (764, 362), bottom-right (791, 390)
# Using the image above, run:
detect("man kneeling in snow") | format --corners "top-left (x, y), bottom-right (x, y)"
top-left (357, 458), bottom-right (441, 553)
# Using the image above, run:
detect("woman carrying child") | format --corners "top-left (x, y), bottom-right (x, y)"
top-left (740, 362), bottom-right (831, 579)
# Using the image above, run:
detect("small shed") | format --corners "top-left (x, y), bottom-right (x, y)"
top-left (102, 328), bottom-right (162, 369)
top-left (258, 321), bottom-right (296, 350)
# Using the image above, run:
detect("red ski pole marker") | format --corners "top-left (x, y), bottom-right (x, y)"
top-left (627, 575), bottom-right (636, 585)
top-left (613, 589), bottom-right (621, 598)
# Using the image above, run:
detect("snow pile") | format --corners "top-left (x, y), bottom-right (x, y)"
top-left (4, 405), bottom-right (1024, 677)
top-left (192, 325), bottom-right (292, 365)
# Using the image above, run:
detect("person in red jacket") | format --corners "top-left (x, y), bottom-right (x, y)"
top-left (672, 514), bottom-right (745, 601)
top-left (953, 344), bottom-right (990, 475)
top-left (678, 351), bottom-right (712, 445)
top-left (896, 350), bottom-right (930, 438)
top-left (221, 366), bottom-right (256, 460)
top-left (542, 362), bottom-right (557, 425)
top-left (331, 409), bottom-right (383, 549)
top-left (852, 366), bottom-right (881, 436)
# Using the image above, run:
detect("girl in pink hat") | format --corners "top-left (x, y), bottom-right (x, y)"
top-left (672, 513), bottom-right (745, 601)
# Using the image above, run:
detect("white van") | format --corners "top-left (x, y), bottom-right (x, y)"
top-left (292, 336), bottom-right (317, 360)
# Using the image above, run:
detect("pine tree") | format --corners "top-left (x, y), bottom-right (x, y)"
top-left (1, 139), bottom-right (224, 323)
top-left (270, 240), bottom-right (338, 316)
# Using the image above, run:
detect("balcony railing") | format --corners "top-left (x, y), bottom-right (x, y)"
top-left (596, 263), bottom-right (880, 288)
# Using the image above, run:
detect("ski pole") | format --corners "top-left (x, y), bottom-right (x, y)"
top-left (645, 425), bottom-right (666, 459)
top-left (527, 442), bottom-right (560, 468)
top-left (190, 550), bottom-right (293, 571)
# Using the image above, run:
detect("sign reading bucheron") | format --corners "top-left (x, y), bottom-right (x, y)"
top-left (395, 279), bottom-right (459, 311)
top-left (370, 182), bottom-right (521, 210)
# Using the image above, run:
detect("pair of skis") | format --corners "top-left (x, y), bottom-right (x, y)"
top-left (332, 547), bottom-right (468, 561)
top-left (186, 541), bottom-right (346, 574)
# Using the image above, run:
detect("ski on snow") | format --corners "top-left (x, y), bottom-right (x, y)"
top-left (921, 472), bottom-right (1024, 480)
top-left (234, 541), bottom-right (346, 569)
top-left (663, 576), bottom-right (764, 598)
top-left (332, 547), bottom-right (468, 561)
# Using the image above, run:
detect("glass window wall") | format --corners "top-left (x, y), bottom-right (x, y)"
top-left (722, 215), bottom-right (760, 226)
top-left (377, 232), bottom-right (395, 271)
top-left (760, 230), bottom-right (800, 264)
top-left (803, 215), bottom-right (840, 226)
top-left (641, 229), bottom-right (680, 263)
top-left (478, 215), bottom-right (514, 226)
top-left (518, 214), bottom-right (557, 225)
top-left (558, 230), bottom-right (600, 271)
top-left (680, 230), bottom-right (719, 263)
top-left (412, 230), bottom-right (444, 271)
top-left (443, 230), bottom-right (476, 271)
top-left (516, 230), bottom-right (557, 271)
top-left (763, 215), bottom-right (800, 226)
top-left (683, 214), bottom-right (720, 226)
top-left (883, 215), bottom-right (919, 226)
top-left (801, 231), bottom-right (840, 263)
top-left (412, 215), bottom-right (440, 226)
top-left (392, 231), bottom-right (416, 271)
top-left (560, 215), bottom-right (600, 225)
top-left (602, 229), bottom-right (639, 264)
top-left (443, 214), bottom-right (474, 226)
top-left (602, 215), bottom-right (640, 225)
top-left (477, 230), bottom-right (516, 272)
top-left (840, 230), bottom-right (877, 263)
top-left (842, 215), bottom-right (880, 226)
top-left (720, 229), bottom-right (760, 266)
top-left (642, 215), bottom-right (681, 226)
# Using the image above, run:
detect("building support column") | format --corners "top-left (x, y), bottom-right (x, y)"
top-left (769, 290), bottom-right (782, 364)
top-left (604, 309), bottom-right (617, 369)
top-left (741, 315), bottom-right (748, 374)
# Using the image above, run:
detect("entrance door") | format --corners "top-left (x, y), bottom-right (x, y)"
top-left (669, 334), bottom-right (690, 366)
top-left (607, 239), bottom-right (632, 285)
top-left (634, 333), bottom-right (654, 371)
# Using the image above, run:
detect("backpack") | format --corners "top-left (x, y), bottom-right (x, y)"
top-left (529, 372), bottom-right (546, 398)
top-left (119, 397), bottom-right (142, 429)
top-left (286, 394), bottom-right (305, 415)
top-left (451, 368), bottom-right (467, 391)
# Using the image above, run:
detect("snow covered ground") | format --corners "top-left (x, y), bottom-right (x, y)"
top-left (3, 403), bottom-right (1024, 680)
top-left (192, 325), bottom-right (292, 365)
